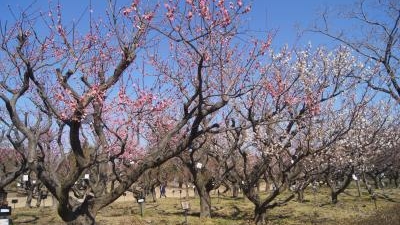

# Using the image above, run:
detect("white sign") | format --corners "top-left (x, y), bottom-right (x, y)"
top-left (0, 209), bottom-right (10, 213)
top-left (137, 199), bottom-right (144, 203)
top-left (84, 174), bottom-right (90, 179)
top-left (352, 174), bottom-right (358, 181)
top-left (181, 201), bottom-right (190, 210)
top-left (195, 162), bottom-right (203, 169)
top-left (22, 175), bottom-right (29, 181)
top-left (0, 219), bottom-right (9, 225)
top-left (32, 180), bottom-right (36, 184)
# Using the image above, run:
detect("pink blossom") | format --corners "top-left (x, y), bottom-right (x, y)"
top-left (199, 0), bottom-right (210, 19)
top-left (132, 0), bottom-right (140, 8)
top-left (57, 25), bottom-right (64, 35)
top-left (187, 11), bottom-right (193, 20)
top-left (165, 3), bottom-right (175, 21)
top-left (221, 8), bottom-right (231, 27)
top-left (143, 12), bottom-right (154, 21)
top-left (260, 37), bottom-right (272, 55)
top-left (243, 5), bottom-right (251, 13)
top-left (237, 0), bottom-right (243, 7)
top-left (123, 7), bottom-right (133, 16)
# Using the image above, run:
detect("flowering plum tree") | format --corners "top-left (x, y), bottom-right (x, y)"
top-left (224, 45), bottom-right (364, 225)
top-left (0, 0), bottom-right (271, 224)
top-left (318, 101), bottom-right (399, 203)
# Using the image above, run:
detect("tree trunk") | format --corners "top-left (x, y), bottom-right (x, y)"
top-left (232, 184), bottom-right (239, 198)
top-left (362, 172), bottom-right (373, 195)
top-left (110, 180), bottom-right (115, 192)
top-left (254, 205), bottom-right (267, 225)
top-left (328, 169), bottom-right (353, 204)
top-left (331, 191), bottom-right (338, 204)
top-left (61, 203), bottom-right (97, 225)
top-left (65, 213), bottom-right (96, 225)
top-left (355, 180), bottom-right (361, 197)
top-left (373, 175), bottom-right (380, 189)
top-left (25, 189), bottom-right (33, 207)
top-left (178, 180), bottom-right (183, 189)
top-left (297, 189), bottom-right (304, 203)
top-left (0, 189), bottom-right (7, 206)
top-left (198, 188), bottom-right (211, 218)
top-left (36, 192), bottom-right (42, 207)
top-left (379, 177), bottom-right (385, 189)
top-left (151, 186), bottom-right (157, 202)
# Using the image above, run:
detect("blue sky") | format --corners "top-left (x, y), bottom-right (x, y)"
top-left (248, 0), bottom-right (352, 47)
top-left (0, 0), bottom-right (356, 48)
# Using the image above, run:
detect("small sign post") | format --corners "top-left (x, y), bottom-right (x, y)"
top-left (0, 206), bottom-right (11, 225)
top-left (10, 200), bottom-right (17, 209)
top-left (137, 197), bottom-right (145, 217)
top-left (181, 201), bottom-right (190, 225)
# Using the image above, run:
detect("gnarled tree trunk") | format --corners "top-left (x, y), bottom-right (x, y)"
top-left (331, 191), bottom-right (339, 204)
top-left (61, 201), bottom-right (97, 225)
top-left (198, 187), bottom-right (211, 218)
top-left (297, 189), bottom-right (305, 203)
top-left (329, 172), bottom-right (353, 204)
top-left (254, 205), bottom-right (267, 225)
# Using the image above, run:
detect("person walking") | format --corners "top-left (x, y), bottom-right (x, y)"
top-left (160, 184), bottom-right (167, 198)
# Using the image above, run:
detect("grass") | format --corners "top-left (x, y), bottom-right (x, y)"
top-left (9, 185), bottom-right (400, 225)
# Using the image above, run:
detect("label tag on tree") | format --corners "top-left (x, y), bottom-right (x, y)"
top-left (196, 162), bottom-right (203, 169)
